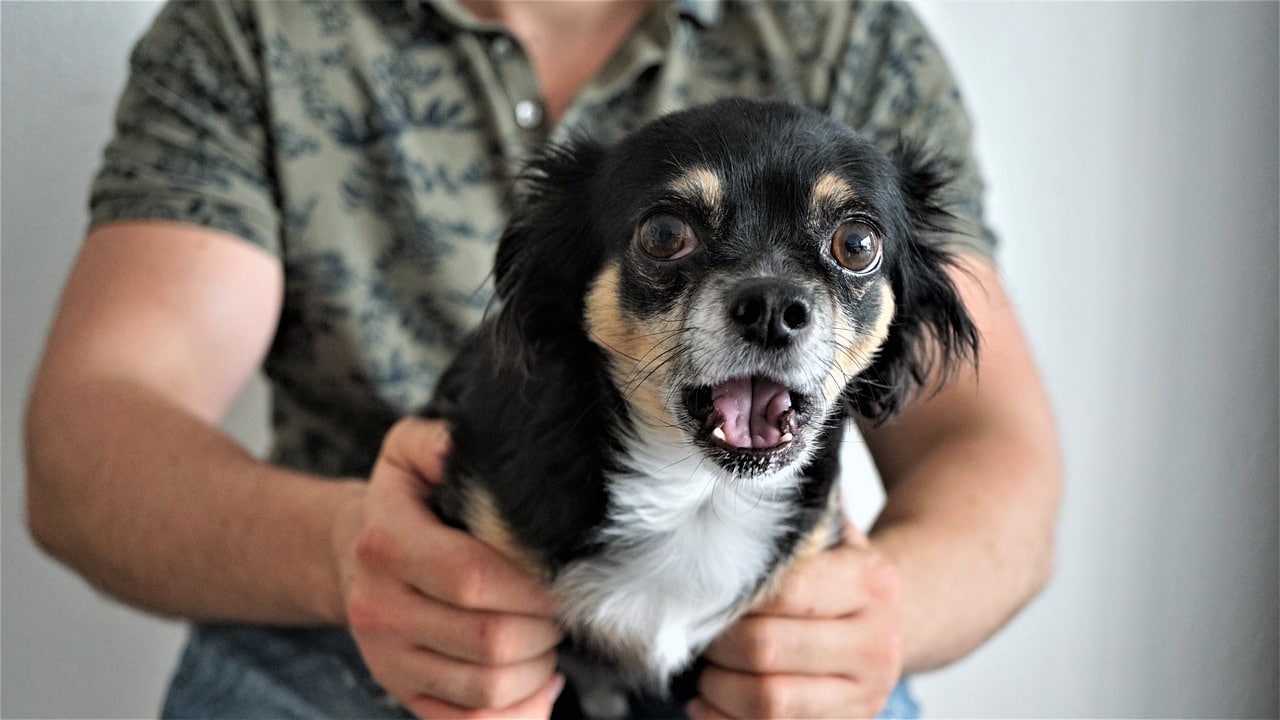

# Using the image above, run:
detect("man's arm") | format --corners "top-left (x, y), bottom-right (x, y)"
top-left (24, 221), bottom-right (358, 623)
top-left (864, 255), bottom-right (1061, 673)
top-left (25, 221), bottom-right (565, 716)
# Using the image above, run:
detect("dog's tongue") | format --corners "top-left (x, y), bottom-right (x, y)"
top-left (711, 377), bottom-right (794, 449)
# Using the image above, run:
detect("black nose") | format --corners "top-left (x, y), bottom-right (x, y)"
top-left (728, 278), bottom-right (812, 348)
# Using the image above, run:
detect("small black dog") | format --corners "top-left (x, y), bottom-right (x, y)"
top-left (427, 98), bottom-right (977, 717)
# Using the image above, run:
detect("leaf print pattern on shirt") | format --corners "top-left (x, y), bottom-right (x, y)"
top-left (91, 0), bottom-right (994, 483)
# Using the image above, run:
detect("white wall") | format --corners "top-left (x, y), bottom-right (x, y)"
top-left (1, 3), bottom-right (266, 717)
top-left (907, 3), bottom-right (1278, 717)
top-left (3, 2), bottom-right (1276, 718)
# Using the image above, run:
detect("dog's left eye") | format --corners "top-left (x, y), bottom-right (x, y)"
top-left (831, 221), bottom-right (883, 274)
top-left (637, 215), bottom-right (698, 260)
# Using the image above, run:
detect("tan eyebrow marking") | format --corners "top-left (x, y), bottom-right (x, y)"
top-left (810, 172), bottom-right (856, 211)
top-left (667, 167), bottom-right (723, 210)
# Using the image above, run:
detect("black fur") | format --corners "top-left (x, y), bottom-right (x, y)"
top-left (425, 98), bottom-right (978, 709)
top-left (848, 141), bottom-right (980, 422)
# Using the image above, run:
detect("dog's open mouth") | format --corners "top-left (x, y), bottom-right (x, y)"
top-left (683, 377), bottom-right (814, 454)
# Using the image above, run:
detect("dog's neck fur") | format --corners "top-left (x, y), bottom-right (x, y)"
top-left (552, 416), bottom-right (797, 692)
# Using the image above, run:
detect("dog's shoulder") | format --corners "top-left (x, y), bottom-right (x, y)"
top-left (428, 319), bottom-right (620, 571)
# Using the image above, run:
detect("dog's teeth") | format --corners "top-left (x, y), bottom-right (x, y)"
top-left (780, 432), bottom-right (794, 443)
top-left (712, 425), bottom-right (727, 442)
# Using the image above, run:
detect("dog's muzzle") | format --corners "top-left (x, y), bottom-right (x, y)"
top-left (676, 275), bottom-right (826, 473)
top-left (712, 278), bottom-right (816, 448)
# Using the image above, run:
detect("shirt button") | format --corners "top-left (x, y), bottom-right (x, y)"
top-left (514, 99), bottom-right (544, 130)
top-left (490, 35), bottom-right (514, 60)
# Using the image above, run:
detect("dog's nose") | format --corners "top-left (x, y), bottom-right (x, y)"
top-left (728, 278), bottom-right (812, 348)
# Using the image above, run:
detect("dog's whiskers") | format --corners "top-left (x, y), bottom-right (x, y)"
top-left (621, 344), bottom-right (686, 404)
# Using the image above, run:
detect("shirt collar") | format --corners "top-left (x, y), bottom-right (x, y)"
top-left (407, 0), bottom-right (722, 32)
top-left (675, 0), bottom-right (721, 28)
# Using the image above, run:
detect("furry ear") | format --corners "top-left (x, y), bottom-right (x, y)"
top-left (489, 137), bottom-right (608, 371)
top-left (846, 143), bottom-right (980, 423)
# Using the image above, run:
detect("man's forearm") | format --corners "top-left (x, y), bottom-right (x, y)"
top-left (25, 375), bottom-right (365, 626)
top-left (863, 257), bottom-right (1062, 674)
top-left (869, 424), bottom-right (1059, 673)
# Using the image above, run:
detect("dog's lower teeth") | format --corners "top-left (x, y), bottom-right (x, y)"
top-left (710, 425), bottom-right (794, 448)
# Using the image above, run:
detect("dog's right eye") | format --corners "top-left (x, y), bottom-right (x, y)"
top-left (831, 221), bottom-right (883, 274)
top-left (637, 215), bottom-right (698, 260)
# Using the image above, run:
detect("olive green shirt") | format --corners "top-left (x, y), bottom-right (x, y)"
top-left (91, 0), bottom-right (994, 480)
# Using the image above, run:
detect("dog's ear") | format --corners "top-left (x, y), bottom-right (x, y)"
top-left (489, 137), bottom-right (608, 370)
top-left (847, 142), bottom-right (981, 423)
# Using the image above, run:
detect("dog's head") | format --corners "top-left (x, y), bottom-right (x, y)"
top-left (492, 99), bottom-right (977, 482)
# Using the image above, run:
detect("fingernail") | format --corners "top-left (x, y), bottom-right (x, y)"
top-left (548, 673), bottom-right (566, 702)
top-left (429, 423), bottom-right (453, 452)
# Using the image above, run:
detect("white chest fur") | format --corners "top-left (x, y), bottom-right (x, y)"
top-left (552, 427), bottom-right (796, 687)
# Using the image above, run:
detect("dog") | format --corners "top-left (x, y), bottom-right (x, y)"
top-left (425, 98), bottom-right (978, 717)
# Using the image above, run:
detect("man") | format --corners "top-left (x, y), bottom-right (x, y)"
top-left (25, 1), bottom-right (1060, 716)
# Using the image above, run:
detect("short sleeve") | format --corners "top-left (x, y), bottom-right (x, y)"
top-left (89, 0), bottom-right (281, 254)
top-left (829, 2), bottom-right (997, 259)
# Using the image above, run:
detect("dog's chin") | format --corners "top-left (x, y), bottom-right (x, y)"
top-left (680, 377), bottom-right (818, 479)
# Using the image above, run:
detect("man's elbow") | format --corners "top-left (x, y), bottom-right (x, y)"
top-left (1021, 456), bottom-right (1063, 608)
top-left (23, 385), bottom-right (86, 567)
top-left (1027, 525), bottom-right (1057, 603)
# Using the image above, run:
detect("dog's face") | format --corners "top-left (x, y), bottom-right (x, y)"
top-left (581, 133), bottom-right (903, 481)
top-left (494, 100), bottom-right (977, 483)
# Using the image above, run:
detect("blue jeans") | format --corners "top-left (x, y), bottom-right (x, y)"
top-left (162, 625), bottom-right (920, 719)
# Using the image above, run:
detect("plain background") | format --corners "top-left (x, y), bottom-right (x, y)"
top-left (2, 1), bottom-right (1277, 717)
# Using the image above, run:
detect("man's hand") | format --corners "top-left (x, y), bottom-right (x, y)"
top-left (337, 418), bottom-right (566, 718)
top-left (692, 520), bottom-right (903, 720)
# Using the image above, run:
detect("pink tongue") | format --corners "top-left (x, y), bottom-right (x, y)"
top-left (711, 377), bottom-right (794, 449)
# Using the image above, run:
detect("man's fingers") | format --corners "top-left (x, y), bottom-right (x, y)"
top-left (348, 576), bottom-right (562, 666)
top-left (379, 417), bottom-right (453, 488)
top-left (705, 615), bottom-right (836, 674)
top-left (351, 417), bottom-right (566, 718)
top-left (697, 519), bottom-right (904, 718)
top-left (408, 596), bottom-right (563, 666)
top-left (416, 529), bottom-right (559, 617)
top-left (840, 518), bottom-right (872, 549)
top-left (406, 673), bottom-right (565, 720)
top-left (362, 419), bottom-right (559, 618)
top-left (704, 614), bottom-right (899, 677)
top-left (754, 529), bottom-right (898, 618)
top-left (697, 666), bottom-right (888, 720)
top-left (355, 510), bottom-right (558, 617)
top-left (372, 642), bottom-right (559, 714)
top-left (686, 697), bottom-right (729, 720)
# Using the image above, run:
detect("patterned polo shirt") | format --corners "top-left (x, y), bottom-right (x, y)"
top-left (91, 0), bottom-right (995, 485)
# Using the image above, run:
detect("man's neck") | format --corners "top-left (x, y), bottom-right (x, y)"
top-left (461, 1), bottom-right (656, 124)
